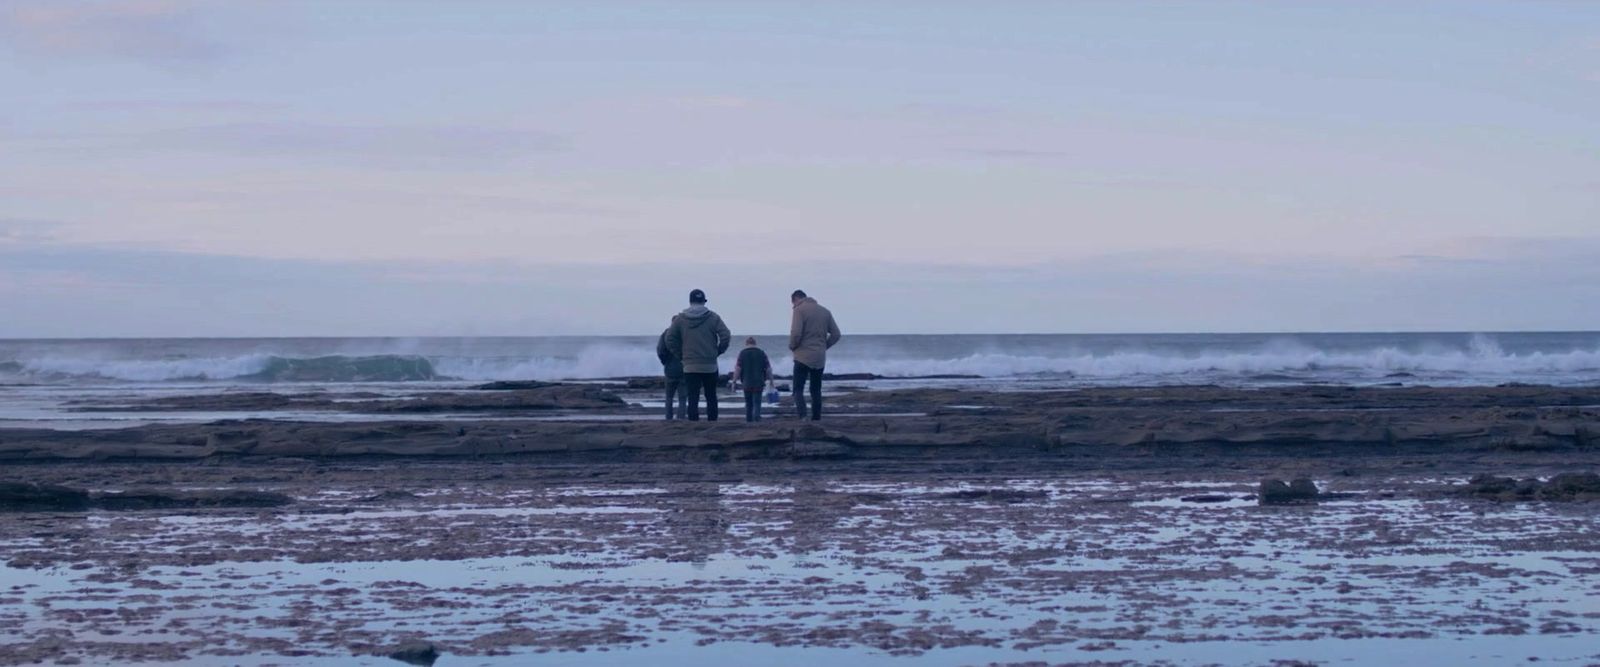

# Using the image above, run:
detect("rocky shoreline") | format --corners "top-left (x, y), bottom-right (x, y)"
top-left (3, 384), bottom-right (1598, 666)
top-left (6, 384), bottom-right (1597, 462)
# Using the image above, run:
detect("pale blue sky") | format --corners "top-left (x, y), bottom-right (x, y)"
top-left (1, 1), bottom-right (1596, 336)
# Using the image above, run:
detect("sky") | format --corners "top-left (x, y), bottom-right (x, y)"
top-left (1, 0), bottom-right (1597, 337)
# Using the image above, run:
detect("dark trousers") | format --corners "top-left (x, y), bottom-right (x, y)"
top-left (663, 375), bottom-right (688, 420)
top-left (684, 372), bottom-right (719, 421)
top-left (793, 362), bottom-right (823, 420)
top-left (744, 390), bottom-right (763, 422)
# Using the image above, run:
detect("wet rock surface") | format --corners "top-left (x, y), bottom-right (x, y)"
top-left (0, 448), bottom-right (1597, 665)
top-left (0, 484), bottom-right (292, 512)
top-left (15, 385), bottom-right (1599, 462)
top-left (367, 385), bottom-right (626, 413)
top-left (65, 383), bottom-right (626, 415)
top-left (91, 488), bottom-right (293, 511)
top-left (382, 639), bottom-right (441, 665)
top-left (0, 482), bottom-right (91, 511)
top-left (1457, 471), bottom-right (1600, 501)
top-left (1179, 493), bottom-right (1237, 503)
top-left (2, 385), bottom-right (1599, 665)
top-left (1259, 478), bottom-right (1320, 504)
top-left (472, 380), bottom-right (566, 391)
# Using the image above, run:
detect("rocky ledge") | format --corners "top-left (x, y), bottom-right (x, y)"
top-left (67, 384), bottom-right (625, 414)
top-left (0, 481), bottom-right (293, 511)
top-left (5, 386), bottom-right (1595, 464)
top-left (1455, 472), bottom-right (1600, 501)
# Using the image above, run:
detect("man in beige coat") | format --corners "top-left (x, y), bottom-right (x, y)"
top-left (789, 289), bottom-right (841, 420)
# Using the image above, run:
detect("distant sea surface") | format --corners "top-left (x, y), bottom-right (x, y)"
top-left (4, 332), bottom-right (1599, 388)
top-left (4, 332), bottom-right (1597, 430)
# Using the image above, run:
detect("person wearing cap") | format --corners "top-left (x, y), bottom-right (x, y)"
top-left (665, 289), bottom-right (732, 421)
top-left (788, 289), bottom-right (841, 421)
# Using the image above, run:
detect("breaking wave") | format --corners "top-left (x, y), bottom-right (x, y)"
top-left (2, 354), bottom-right (440, 383)
top-left (430, 345), bottom-right (662, 381)
top-left (2, 335), bottom-right (1598, 386)
top-left (832, 344), bottom-right (1600, 380)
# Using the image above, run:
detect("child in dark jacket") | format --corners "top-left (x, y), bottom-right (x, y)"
top-left (731, 337), bottom-right (773, 422)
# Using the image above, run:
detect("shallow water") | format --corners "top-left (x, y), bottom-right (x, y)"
top-left (2, 473), bottom-right (1597, 665)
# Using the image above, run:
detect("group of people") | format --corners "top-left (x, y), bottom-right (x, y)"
top-left (655, 288), bottom-right (842, 422)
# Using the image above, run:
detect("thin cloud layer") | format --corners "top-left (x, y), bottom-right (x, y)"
top-left (2, 4), bottom-right (1596, 334)
top-left (0, 219), bottom-right (59, 244)
top-left (1408, 236), bottom-right (1600, 264)
top-left (135, 122), bottom-right (569, 167)
top-left (55, 99), bottom-right (282, 113)
top-left (0, 0), bottom-right (224, 63)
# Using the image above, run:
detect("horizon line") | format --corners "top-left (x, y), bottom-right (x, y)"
top-left (3, 329), bottom-right (1598, 342)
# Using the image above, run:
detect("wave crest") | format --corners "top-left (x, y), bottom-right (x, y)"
top-left (2, 354), bottom-right (438, 383)
top-left (829, 346), bottom-right (1600, 379)
top-left (3, 335), bottom-right (1598, 385)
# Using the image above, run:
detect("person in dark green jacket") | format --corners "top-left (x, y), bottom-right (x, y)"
top-left (664, 289), bottom-right (731, 421)
top-left (656, 316), bottom-right (689, 420)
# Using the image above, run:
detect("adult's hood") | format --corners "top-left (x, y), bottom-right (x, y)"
top-left (680, 304), bottom-right (713, 327)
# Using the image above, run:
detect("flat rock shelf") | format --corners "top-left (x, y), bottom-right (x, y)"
top-left (1, 385), bottom-right (1598, 666)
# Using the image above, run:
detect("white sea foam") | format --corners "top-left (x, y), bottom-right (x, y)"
top-left (8, 354), bottom-right (278, 382)
top-left (3, 334), bottom-right (1598, 385)
top-left (430, 345), bottom-right (662, 381)
top-left (825, 343), bottom-right (1600, 379)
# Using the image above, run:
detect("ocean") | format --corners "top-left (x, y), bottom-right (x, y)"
top-left (4, 332), bottom-right (1599, 429)
top-left (4, 332), bottom-right (1600, 388)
